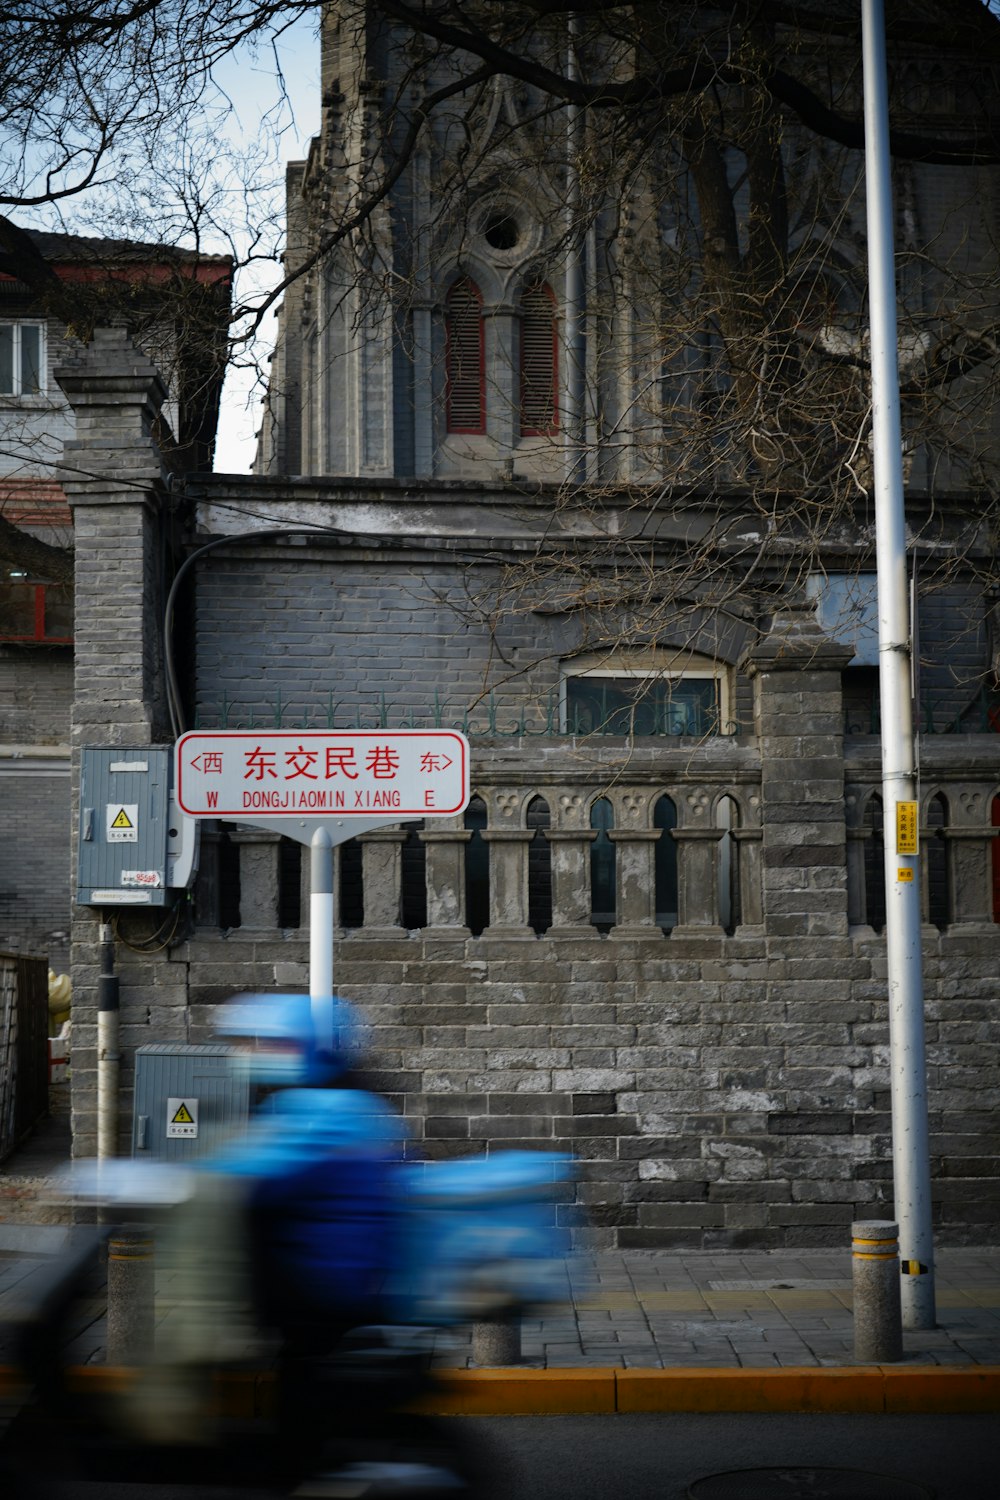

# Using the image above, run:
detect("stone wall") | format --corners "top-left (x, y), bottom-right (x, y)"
top-left (0, 650), bottom-right (73, 964)
top-left (58, 333), bottom-right (1000, 1246)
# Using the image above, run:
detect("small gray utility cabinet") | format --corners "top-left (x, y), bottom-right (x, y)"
top-left (78, 747), bottom-right (172, 906)
top-left (132, 1044), bottom-right (250, 1161)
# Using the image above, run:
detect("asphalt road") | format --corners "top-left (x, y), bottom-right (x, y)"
top-left (5, 1413), bottom-right (999, 1500)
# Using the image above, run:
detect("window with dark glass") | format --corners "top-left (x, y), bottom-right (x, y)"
top-left (400, 821), bottom-right (427, 930)
top-left (339, 838), bottom-right (364, 929)
top-left (526, 795), bottom-right (552, 935)
top-left (654, 795), bottom-right (678, 931)
top-left (565, 675), bottom-right (720, 736)
top-left (0, 323), bottom-right (43, 396)
top-left (464, 796), bottom-right (489, 936)
top-left (0, 575), bottom-right (73, 644)
top-left (590, 797), bottom-right (615, 932)
top-left (864, 795), bottom-right (886, 933)
top-left (926, 793), bottom-right (948, 929)
top-left (716, 795), bottom-right (740, 934)
top-left (278, 838), bottom-right (302, 929)
top-left (445, 279), bottom-right (485, 433)
top-left (519, 283), bottom-right (557, 435)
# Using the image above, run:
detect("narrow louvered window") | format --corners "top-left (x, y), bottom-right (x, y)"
top-left (519, 283), bottom-right (557, 435)
top-left (445, 278), bottom-right (485, 433)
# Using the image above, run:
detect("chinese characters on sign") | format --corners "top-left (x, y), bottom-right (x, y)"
top-left (175, 731), bottom-right (470, 819)
top-left (896, 800), bottom-right (919, 856)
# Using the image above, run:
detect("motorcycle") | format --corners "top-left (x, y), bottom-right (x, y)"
top-left (0, 1008), bottom-right (575, 1500)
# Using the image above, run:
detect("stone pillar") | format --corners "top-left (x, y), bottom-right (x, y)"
top-left (486, 306), bottom-right (517, 455)
top-left (942, 786), bottom-right (996, 930)
top-left (743, 610), bottom-right (853, 942)
top-left (359, 828), bottom-right (407, 937)
top-left (229, 829), bottom-right (281, 929)
top-left (58, 329), bottom-right (183, 1157)
top-left (608, 829), bottom-right (662, 938)
top-left (545, 831), bottom-right (599, 937)
top-left (481, 830), bottom-right (535, 938)
top-left (732, 825), bottom-right (764, 930)
top-left (672, 828), bottom-right (725, 937)
top-left (544, 788), bottom-right (599, 938)
top-left (419, 823), bottom-right (471, 935)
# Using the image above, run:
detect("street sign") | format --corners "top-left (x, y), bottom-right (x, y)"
top-left (174, 729), bottom-right (470, 820)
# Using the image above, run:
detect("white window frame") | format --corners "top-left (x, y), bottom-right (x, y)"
top-left (0, 321), bottom-right (46, 398)
top-left (560, 649), bottom-right (732, 736)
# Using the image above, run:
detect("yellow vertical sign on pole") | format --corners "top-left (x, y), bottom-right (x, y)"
top-left (896, 801), bottom-right (919, 855)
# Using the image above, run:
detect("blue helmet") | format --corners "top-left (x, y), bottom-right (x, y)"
top-left (218, 992), bottom-right (361, 1086)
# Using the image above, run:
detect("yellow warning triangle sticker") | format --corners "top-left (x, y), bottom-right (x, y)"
top-left (171, 1102), bottom-right (195, 1125)
top-left (111, 808), bottom-right (134, 830)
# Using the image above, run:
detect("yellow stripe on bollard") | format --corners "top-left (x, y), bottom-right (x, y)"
top-left (108, 1241), bottom-right (153, 1260)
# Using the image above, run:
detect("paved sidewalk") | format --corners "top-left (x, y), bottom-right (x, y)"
top-left (444, 1246), bottom-right (1000, 1370)
top-left (3, 1226), bottom-right (1000, 1372)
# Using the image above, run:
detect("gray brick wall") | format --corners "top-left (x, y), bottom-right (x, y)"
top-left (55, 339), bottom-right (1000, 1247)
top-left (0, 649), bottom-right (73, 743)
top-left (0, 763), bottom-right (71, 967)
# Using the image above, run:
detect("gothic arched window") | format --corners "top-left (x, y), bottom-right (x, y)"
top-left (526, 795), bottom-right (552, 935)
top-left (519, 283), bottom-right (558, 435)
top-left (590, 797), bottom-right (615, 933)
top-left (654, 795), bottom-right (678, 932)
top-left (464, 795), bottom-right (489, 936)
top-left (445, 278), bottom-right (485, 433)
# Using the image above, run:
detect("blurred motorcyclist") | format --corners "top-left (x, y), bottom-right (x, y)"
top-left (206, 992), bottom-right (412, 1480)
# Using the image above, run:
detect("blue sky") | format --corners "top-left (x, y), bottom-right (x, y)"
top-left (210, 15), bottom-right (320, 472)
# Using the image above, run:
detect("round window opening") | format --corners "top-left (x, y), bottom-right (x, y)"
top-left (483, 212), bottom-right (520, 251)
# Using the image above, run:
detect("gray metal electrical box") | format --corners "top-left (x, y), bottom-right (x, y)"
top-left (132, 1044), bottom-right (250, 1161)
top-left (78, 747), bottom-right (172, 906)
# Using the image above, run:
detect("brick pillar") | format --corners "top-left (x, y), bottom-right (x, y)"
top-left (743, 609), bottom-right (852, 941)
top-left (57, 328), bottom-right (185, 1156)
top-left (58, 329), bottom-right (176, 746)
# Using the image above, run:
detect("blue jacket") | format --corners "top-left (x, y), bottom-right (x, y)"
top-left (208, 1086), bottom-right (406, 1324)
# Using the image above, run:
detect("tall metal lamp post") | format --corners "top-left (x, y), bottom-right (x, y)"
top-left (862, 0), bottom-right (936, 1329)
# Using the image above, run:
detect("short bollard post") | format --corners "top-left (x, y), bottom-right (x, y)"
top-left (106, 1227), bottom-right (155, 1365)
top-left (852, 1219), bottom-right (903, 1363)
top-left (471, 1315), bottom-right (521, 1366)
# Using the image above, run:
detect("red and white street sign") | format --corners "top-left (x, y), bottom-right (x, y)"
top-left (175, 730), bottom-right (470, 819)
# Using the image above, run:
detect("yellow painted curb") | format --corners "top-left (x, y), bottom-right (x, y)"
top-left (881, 1365), bottom-right (1000, 1414)
top-left (414, 1368), bottom-right (616, 1416)
top-left (3, 1365), bottom-right (1000, 1416)
top-left (616, 1367), bottom-right (884, 1414)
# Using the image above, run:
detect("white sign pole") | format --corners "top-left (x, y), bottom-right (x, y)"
top-left (309, 826), bottom-right (335, 1053)
top-left (862, 0), bottom-right (935, 1329)
top-left (172, 728), bottom-right (472, 1062)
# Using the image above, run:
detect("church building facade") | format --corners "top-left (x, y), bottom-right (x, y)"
top-left (58, 2), bottom-right (1000, 1249)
